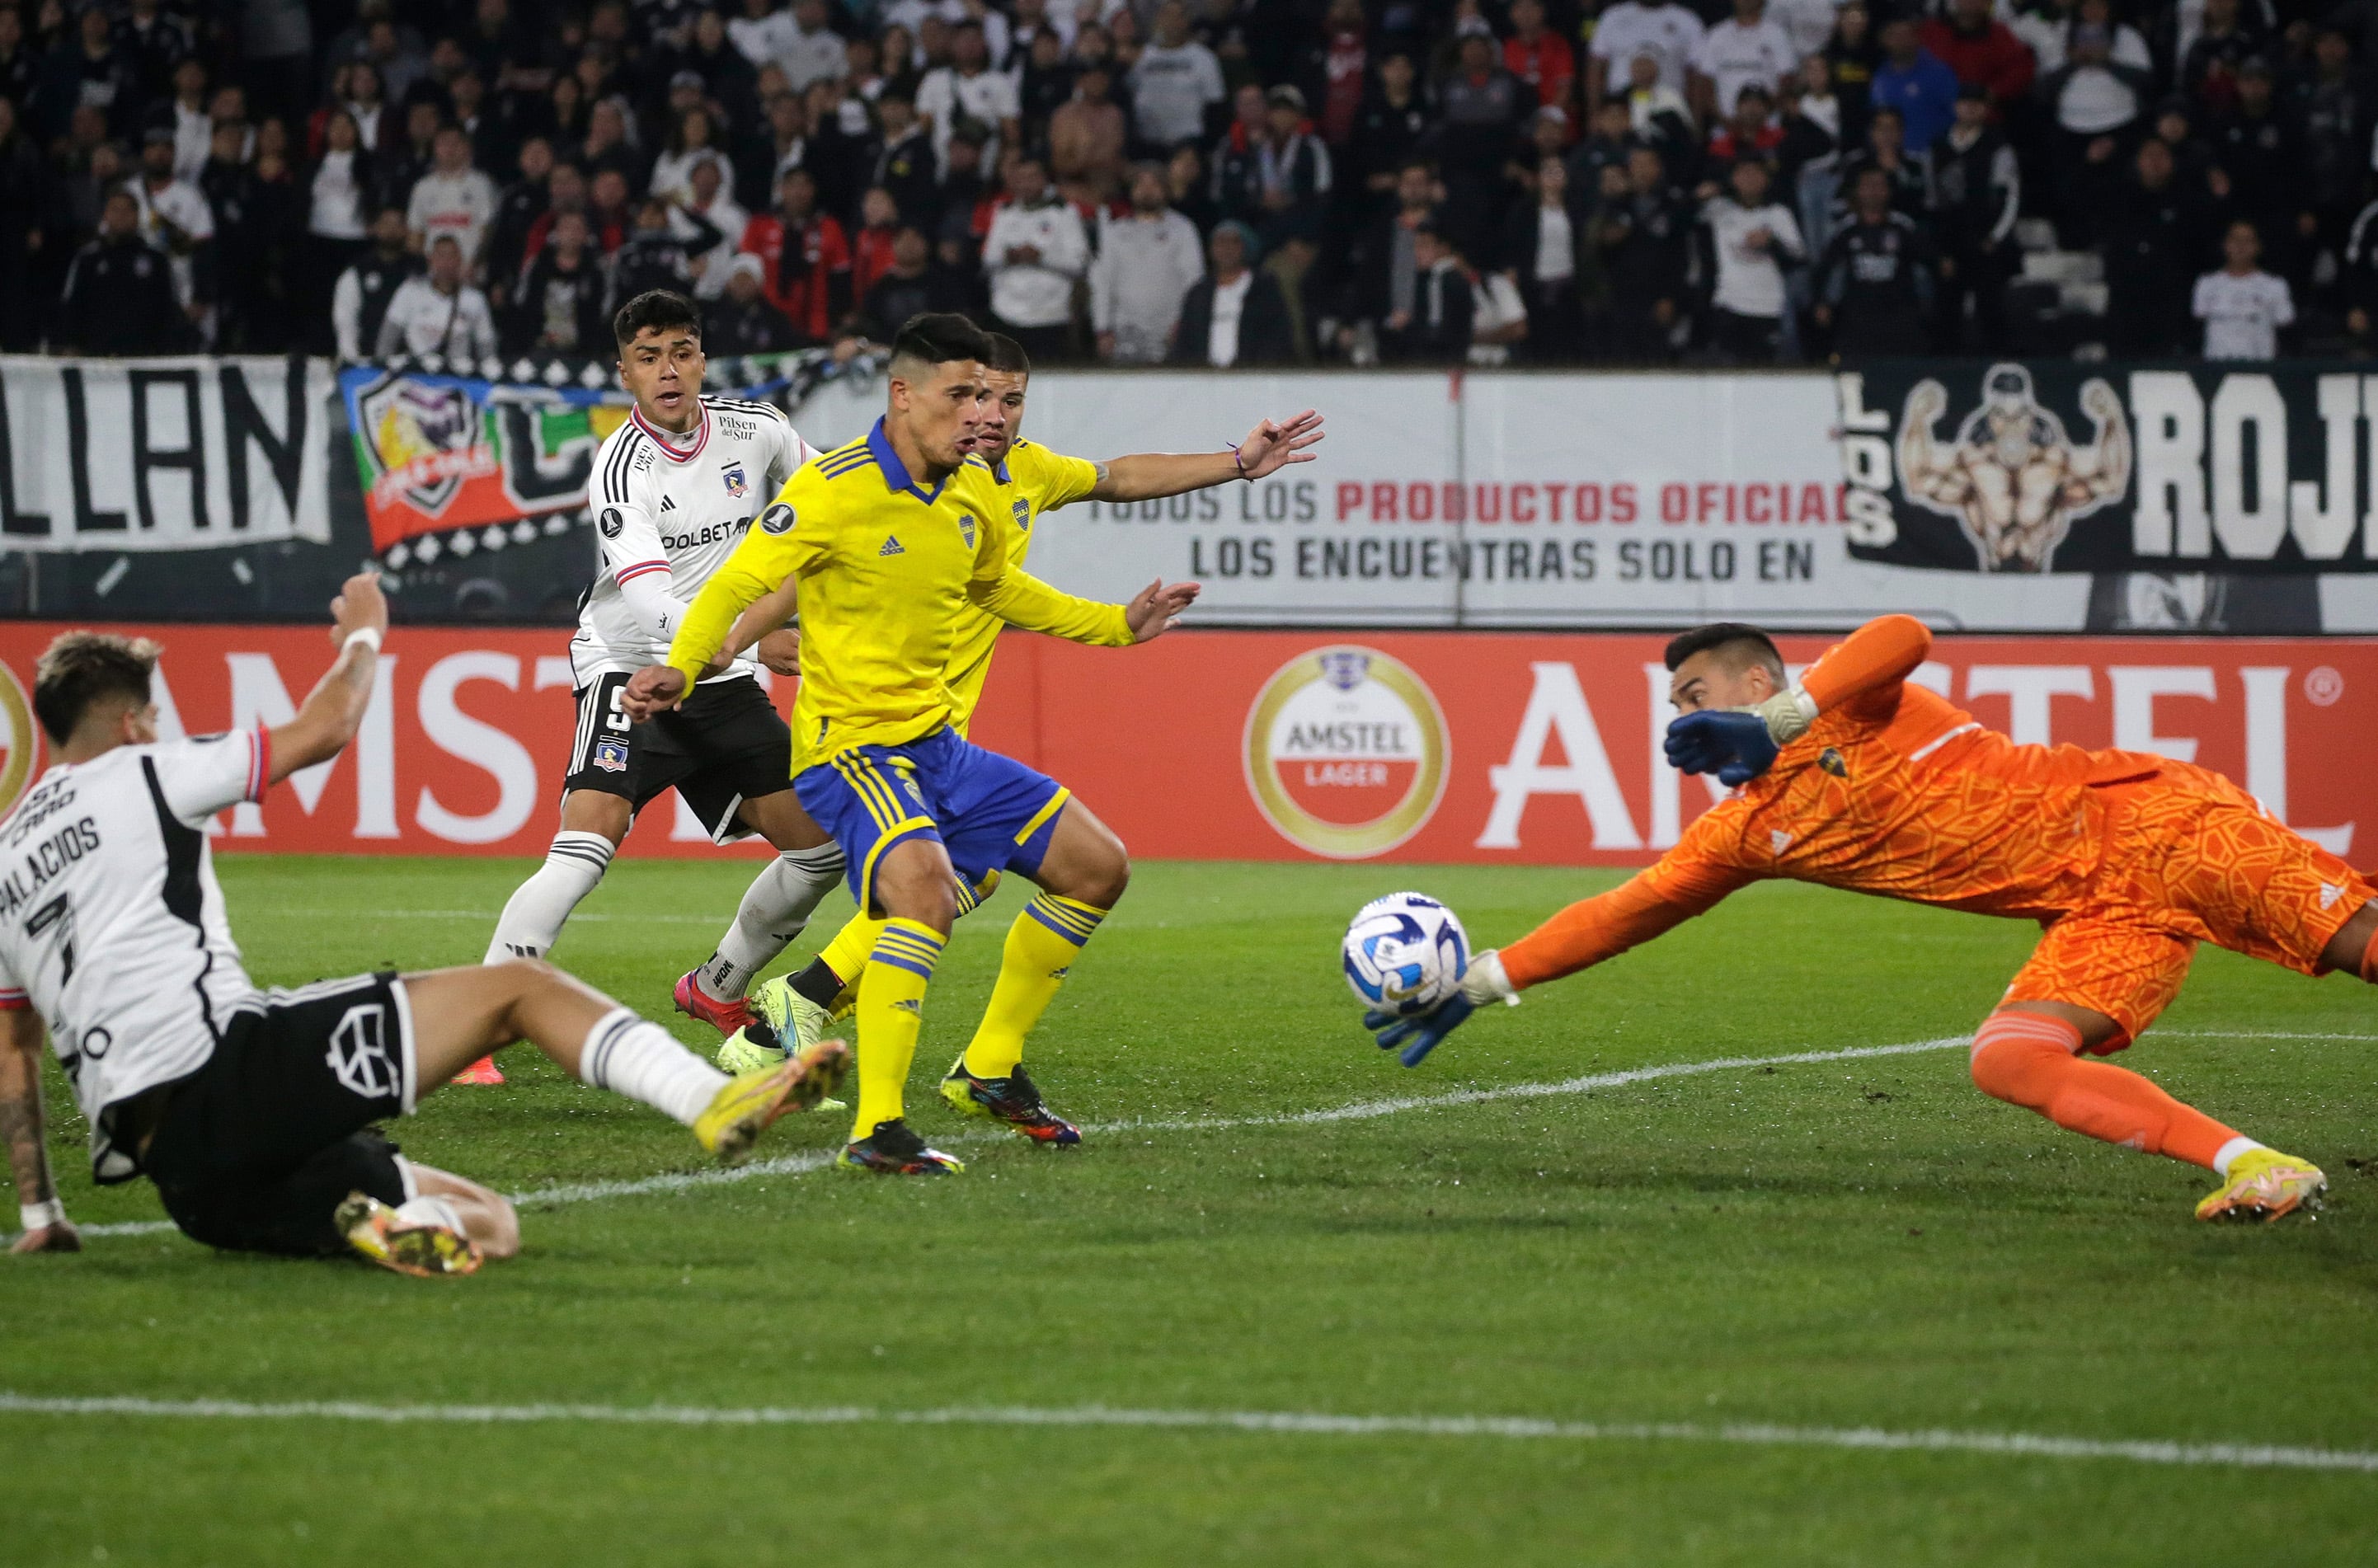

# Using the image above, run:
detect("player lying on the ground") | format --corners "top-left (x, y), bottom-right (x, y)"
top-left (623, 312), bottom-right (1196, 1175)
top-left (707, 330), bottom-right (1325, 1109)
top-left (1376, 614), bottom-right (2364, 1224)
top-left (0, 578), bottom-right (848, 1277)
top-left (477, 290), bottom-right (848, 1085)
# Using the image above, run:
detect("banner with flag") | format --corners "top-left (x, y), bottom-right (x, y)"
top-left (338, 350), bottom-right (857, 563)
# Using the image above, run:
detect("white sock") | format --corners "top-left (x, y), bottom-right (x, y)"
top-left (484, 832), bottom-right (615, 963)
top-left (2212, 1136), bottom-right (2268, 1176)
top-left (392, 1195), bottom-right (465, 1233)
top-left (695, 843), bottom-right (848, 1001)
top-left (577, 1007), bottom-right (729, 1125)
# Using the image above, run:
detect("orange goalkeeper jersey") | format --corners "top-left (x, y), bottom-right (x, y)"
top-left (1499, 615), bottom-right (2180, 989)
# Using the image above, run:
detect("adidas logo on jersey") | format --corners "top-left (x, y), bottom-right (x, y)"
top-left (659, 495), bottom-right (676, 512)
top-left (1769, 830), bottom-right (1794, 857)
top-left (880, 536), bottom-right (905, 556)
top-left (2321, 882), bottom-right (2345, 910)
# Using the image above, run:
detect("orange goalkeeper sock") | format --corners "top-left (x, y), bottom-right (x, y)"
top-left (1968, 1011), bottom-right (2241, 1171)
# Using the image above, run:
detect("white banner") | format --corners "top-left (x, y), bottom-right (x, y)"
top-left (787, 368), bottom-right (2099, 631)
top-left (0, 356), bottom-right (334, 552)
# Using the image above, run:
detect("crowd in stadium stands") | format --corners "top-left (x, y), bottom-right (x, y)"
top-left (2, 0), bottom-right (2373, 365)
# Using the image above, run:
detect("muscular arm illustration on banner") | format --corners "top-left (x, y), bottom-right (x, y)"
top-left (1896, 366), bottom-right (2131, 575)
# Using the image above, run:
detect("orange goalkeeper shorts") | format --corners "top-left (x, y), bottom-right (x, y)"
top-left (2000, 763), bottom-right (2374, 1050)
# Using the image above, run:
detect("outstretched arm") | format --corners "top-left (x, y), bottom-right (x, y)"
top-left (1, 1009), bottom-right (74, 1255)
top-left (970, 562), bottom-right (1199, 646)
top-left (1088, 411), bottom-right (1325, 502)
top-left (266, 572), bottom-right (389, 783)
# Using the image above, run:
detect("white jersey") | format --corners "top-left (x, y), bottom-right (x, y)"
top-left (0, 733), bottom-right (270, 1180)
top-left (571, 393), bottom-right (820, 687)
top-left (2193, 269), bottom-right (2293, 361)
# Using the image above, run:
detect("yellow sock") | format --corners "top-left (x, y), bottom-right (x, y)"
top-left (963, 893), bottom-right (1106, 1080)
top-left (851, 918), bottom-right (943, 1141)
top-left (820, 911), bottom-right (883, 990)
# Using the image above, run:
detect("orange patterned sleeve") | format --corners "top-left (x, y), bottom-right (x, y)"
top-left (1801, 614), bottom-right (1933, 720)
top-left (1498, 808), bottom-right (1760, 990)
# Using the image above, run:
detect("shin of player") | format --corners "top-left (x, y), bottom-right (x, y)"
top-left (0, 585), bottom-right (845, 1278)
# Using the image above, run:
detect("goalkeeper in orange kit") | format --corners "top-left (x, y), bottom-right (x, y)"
top-left (1374, 614), bottom-right (2372, 1223)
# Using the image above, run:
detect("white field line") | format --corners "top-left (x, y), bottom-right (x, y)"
top-left (71, 1027), bottom-right (2378, 1240)
top-left (73, 1036), bottom-right (1968, 1239)
top-left (268, 908), bottom-right (735, 926)
top-left (0, 1392), bottom-right (2370, 1474)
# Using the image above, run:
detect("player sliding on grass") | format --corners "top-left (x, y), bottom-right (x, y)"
top-left (475, 290), bottom-right (848, 1085)
top-left (706, 331), bottom-right (1325, 1134)
top-left (624, 312), bottom-right (1195, 1175)
top-left (0, 580), bottom-right (847, 1276)
top-left (1379, 615), bottom-right (2363, 1224)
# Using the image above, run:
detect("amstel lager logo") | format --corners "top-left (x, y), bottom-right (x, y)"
top-left (0, 659), bottom-right (36, 819)
top-left (1243, 646), bottom-right (1447, 859)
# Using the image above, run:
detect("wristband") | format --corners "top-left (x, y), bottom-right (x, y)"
top-left (21, 1198), bottom-right (63, 1232)
top-left (343, 626), bottom-right (384, 657)
top-left (1228, 443), bottom-right (1250, 481)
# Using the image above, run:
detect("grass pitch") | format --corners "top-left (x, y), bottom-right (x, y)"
top-left (5, 855), bottom-right (2376, 1566)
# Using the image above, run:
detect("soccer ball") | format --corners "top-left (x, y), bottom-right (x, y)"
top-left (1342, 892), bottom-right (1469, 1017)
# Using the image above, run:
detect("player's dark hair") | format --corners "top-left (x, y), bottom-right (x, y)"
top-left (891, 311), bottom-right (992, 369)
top-left (1663, 623), bottom-right (1785, 680)
top-left (982, 331), bottom-right (1031, 375)
top-left (613, 289), bottom-right (703, 350)
top-left (34, 631), bottom-right (160, 744)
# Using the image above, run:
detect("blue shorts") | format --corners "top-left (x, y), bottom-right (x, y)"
top-left (793, 726), bottom-right (1071, 913)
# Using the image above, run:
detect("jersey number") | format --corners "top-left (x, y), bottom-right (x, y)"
top-left (26, 894), bottom-right (75, 985)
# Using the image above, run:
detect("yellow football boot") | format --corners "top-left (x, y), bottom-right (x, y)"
top-left (2195, 1149), bottom-right (2327, 1223)
top-left (336, 1193), bottom-right (483, 1279)
top-left (694, 1038), bottom-right (852, 1165)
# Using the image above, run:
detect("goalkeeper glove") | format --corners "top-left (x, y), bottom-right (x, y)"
top-left (1364, 951), bottom-right (1516, 1067)
top-left (1662, 688), bottom-right (1815, 787)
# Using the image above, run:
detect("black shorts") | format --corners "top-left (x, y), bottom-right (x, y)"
top-left (564, 671), bottom-right (793, 843)
top-left (143, 971), bottom-right (419, 1258)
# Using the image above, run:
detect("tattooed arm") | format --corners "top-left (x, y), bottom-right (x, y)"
top-left (1, 1009), bottom-right (76, 1254)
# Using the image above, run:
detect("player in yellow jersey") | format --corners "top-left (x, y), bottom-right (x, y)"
top-left (712, 333), bottom-right (1325, 1143)
top-left (622, 314), bottom-right (1198, 1175)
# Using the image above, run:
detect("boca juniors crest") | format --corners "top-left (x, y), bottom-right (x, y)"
top-left (1242, 646), bottom-right (1447, 859)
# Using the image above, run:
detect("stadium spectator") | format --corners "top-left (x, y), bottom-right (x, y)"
top-left (742, 164), bottom-right (851, 343)
top-left (782, 0), bottom-right (853, 96)
top-left (1047, 59), bottom-right (1126, 207)
top-left (1931, 83), bottom-right (2021, 350)
top-left (1692, 0), bottom-right (1798, 123)
top-left (859, 223), bottom-right (967, 341)
top-left (485, 134), bottom-right (554, 309)
top-left (1813, 162), bottom-right (1935, 354)
top-left (58, 187), bottom-right (188, 354)
top-left (378, 234), bottom-right (499, 360)
top-left (37, 5), bottom-right (137, 143)
top-left (1920, 0), bottom-right (2037, 116)
top-left (159, 55), bottom-right (209, 180)
top-left (2212, 59), bottom-right (2303, 260)
top-left (613, 194), bottom-right (719, 310)
top-left (1379, 222), bottom-right (1475, 364)
top-left (1700, 156), bottom-right (1804, 362)
top-left (1623, 50), bottom-right (1699, 158)
top-left (1824, 0), bottom-right (1882, 147)
top-left (331, 206), bottom-right (421, 361)
top-left (1836, 105), bottom-right (1930, 219)
top-left (982, 154), bottom-right (1087, 359)
top-left (866, 90), bottom-right (938, 229)
top-left (129, 124), bottom-right (212, 326)
top-left (1504, 0), bottom-right (1577, 118)
top-left (2182, 0), bottom-right (2263, 114)
top-left (1173, 220), bottom-right (1297, 366)
top-left (1870, 16), bottom-right (1959, 153)
top-left (675, 157), bottom-right (749, 300)
top-left (712, 250), bottom-right (797, 353)
top-left (1300, 0), bottom-right (1371, 152)
top-left (1597, 142), bottom-right (1694, 360)
top-left (2101, 137), bottom-right (2216, 355)
top-left (1591, 0), bottom-right (1708, 107)
top-left (510, 209), bottom-right (609, 354)
top-left (2037, 6), bottom-right (2154, 238)
top-left (1130, 2), bottom-right (1226, 153)
top-left (1093, 162), bottom-right (1205, 364)
top-left (408, 124), bottom-right (500, 265)
top-left (849, 185), bottom-right (900, 302)
top-left (651, 106), bottom-right (732, 204)
top-left (918, 20), bottom-right (1019, 171)
top-left (1347, 51), bottom-right (1431, 218)
top-left (1506, 153), bottom-right (1590, 361)
top-left (2194, 218), bottom-right (2292, 357)
top-left (1215, 84), bottom-right (1332, 252)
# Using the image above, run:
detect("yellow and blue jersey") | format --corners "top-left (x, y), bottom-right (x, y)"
top-left (944, 438), bottom-right (1102, 730)
top-left (666, 418), bottom-right (1129, 765)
